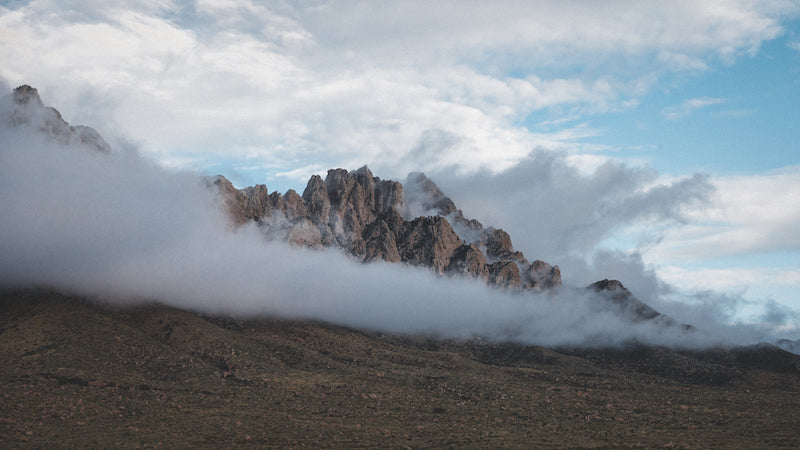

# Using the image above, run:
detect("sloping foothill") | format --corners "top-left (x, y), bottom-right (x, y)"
top-left (2, 289), bottom-right (800, 448)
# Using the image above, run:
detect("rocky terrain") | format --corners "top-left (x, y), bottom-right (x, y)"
top-left (4, 85), bottom-right (111, 154)
top-left (1, 289), bottom-right (799, 448)
top-left (214, 167), bottom-right (562, 291)
top-left (213, 164), bottom-right (693, 327)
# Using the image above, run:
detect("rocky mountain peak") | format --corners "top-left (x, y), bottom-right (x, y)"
top-left (406, 171), bottom-right (457, 215)
top-left (217, 166), bottom-right (562, 291)
top-left (589, 279), bottom-right (662, 322)
top-left (3, 85), bottom-right (111, 154)
top-left (13, 84), bottom-right (44, 107)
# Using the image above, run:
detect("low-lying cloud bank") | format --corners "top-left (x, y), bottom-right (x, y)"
top-left (0, 92), bottom-right (790, 349)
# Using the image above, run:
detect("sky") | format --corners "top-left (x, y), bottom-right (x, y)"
top-left (1, 0), bottom-right (799, 333)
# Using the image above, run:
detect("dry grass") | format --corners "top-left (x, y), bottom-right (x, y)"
top-left (2, 289), bottom-right (799, 448)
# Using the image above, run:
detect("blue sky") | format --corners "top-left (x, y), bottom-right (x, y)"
top-left (1, 0), bottom-right (799, 330)
top-left (581, 34), bottom-right (800, 176)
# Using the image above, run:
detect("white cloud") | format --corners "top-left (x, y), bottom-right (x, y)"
top-left (0, 1), bottom-right (796, 186)
top-left (1, 0), bottom-right (798, 335)
top-left (3, 93), bottom-right (768, 349)
top-left (651, 166), bottom-right (800, 261)
top-left (432, 151), bottom-right (713, 292)
top-left (659, 266), bottom-right (800, 292)
top-left (662, 97), bottom-right (727, 120)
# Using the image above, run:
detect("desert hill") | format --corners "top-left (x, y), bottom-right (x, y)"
top-left (2, 289), bottom-right (800, 448)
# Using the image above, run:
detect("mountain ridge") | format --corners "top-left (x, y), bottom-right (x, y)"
top-left (214, 167), bottom-right (565, 290)
top-left (213, 167), bottom-right (694, 327)
top-left (4, 85), bottom-right (111, 154)
top-left (0, 84), bottom-right (770, 341)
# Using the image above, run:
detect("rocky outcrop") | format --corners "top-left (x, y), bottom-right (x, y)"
top-left (216, 165), bottom-right (691, 331)
top-left (588, 279), bottom-right (661, 321)
top-left (3, 85), bottom-right (111, 154)
top-left (489, 261), bottom-right (521, 289)
top-left (215, 166), bottom-right (561, 291)
top-left (446, 244), bottom-right (489, 281)
top-left (524, 260), bottom-right (562, 290)
top-left (396, 216), bottom-right (463, 275)
top-left (406, 172), bottom-right (457, 215)
top-left (0, 85), bottom-right (700, 334)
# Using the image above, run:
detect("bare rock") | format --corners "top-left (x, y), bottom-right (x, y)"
top-left (488, 261), bottom-right (521, 289)
top-left (283, 190), bottom-right (308, 221)
top-left (374, 179), bottom-right (406, 216)
top-left (212, 175), bottom-right (248, 225)
top-left (397, 216), bottom-right (463, 275)
top-left (269, 191), bottom-right (285, 213)
top-left (71, 125), bottom-right (112, 154)
top-left (446, 243), bottom-right (489, 281)
top-left (302, 175), bottom-right (330, 224)
top-left (588, 279), bottom-right (660, 321)
top-left (483, 228), bottom-right (527, 263)
top-left (406, 172), bottom-right (458, 215)
top-left (208, 161), bottom-right (567, 294)
top-left (523, 260), bottom-right (562, 290)
top-left (326, 168), bottom-right (372, 245)
top-left (13, 84), bottom-right (43, 107)
top-left (362, 219), bottom-right (401, 263)
top-left (288, 218), bottom-right (323, 248)
top-left (5, 85), bottom-right (111, 154)
top-left (241, 184), bottom-right (273, 221)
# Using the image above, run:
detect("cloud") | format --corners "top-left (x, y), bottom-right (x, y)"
top-left (1, 89), bottom-right (787, 349)
top-left (0, 1), bottom-right (796, 187)
top-left (662, 97), bottom-right (727, 120)
top-left (659, 266), bottom-right (800, 293)
top-left (651, 166), bottom-right (800, 261)
top-left (423, 149), bottom-right (800, 333)
top-left (432, 151), bottom-right (713, 285)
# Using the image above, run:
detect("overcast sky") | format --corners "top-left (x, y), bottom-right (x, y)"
top-left (1, 0), bottom-right (799, 328)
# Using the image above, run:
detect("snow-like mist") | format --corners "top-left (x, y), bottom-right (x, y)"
top-left (0, 91), bottom-right (783, 349)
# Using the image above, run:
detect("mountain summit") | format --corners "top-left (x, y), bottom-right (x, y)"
top-left (3, 85), bottom-right (111, 154)
top-left (2, 84), bottom-right (681, 330)
top-left (214, 167), bottom-right (563, 291)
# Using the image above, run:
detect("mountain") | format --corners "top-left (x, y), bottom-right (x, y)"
top-left (776, 338), bottom-right (800, 355)
top-left (3, 84), bottom-right (800, 446)
top-left (1, 84), bottom-right (685, 329)
top-left (4, 85), bottom-right (111, 154)
top-left (214, 166), bottom-right (685, 325)
top-left (214, 168), bottom-right (563, 290)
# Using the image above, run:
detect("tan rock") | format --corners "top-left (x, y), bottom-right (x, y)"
top-left (397, 216), bottom-right (463, 275)
top-left (488, 261), bottom-right (521, 288)
top-left (524, 260), bottom-right (562, 290)
top-left (446, 244), bottom-right (489, 281)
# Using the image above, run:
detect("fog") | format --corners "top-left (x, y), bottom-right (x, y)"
top-left (0, 91), bottom-right (785, 349)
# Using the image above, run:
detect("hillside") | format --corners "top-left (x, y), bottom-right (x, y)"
top-left (3, 84), bottom-right (800, 447)
top-left (2, 289), bottom-right (799, 448)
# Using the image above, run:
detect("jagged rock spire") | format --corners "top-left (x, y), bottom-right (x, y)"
top-left (216, 166), bottom-right (562, 291)
top-left (3, 85), bottom-right (111, 154)
top-left (13, 85), bottom-right (44, 107)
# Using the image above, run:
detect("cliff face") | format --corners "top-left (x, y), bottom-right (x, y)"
top-left (215, 167), bottom-right (562, 290)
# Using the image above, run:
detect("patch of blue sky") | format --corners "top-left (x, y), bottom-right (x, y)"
top-left (571, 35), bottom-right (800, 177)
top-left (200, 156), bottom-right (300, 193)
top-left (677, 252), bottom-right (800, 272)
